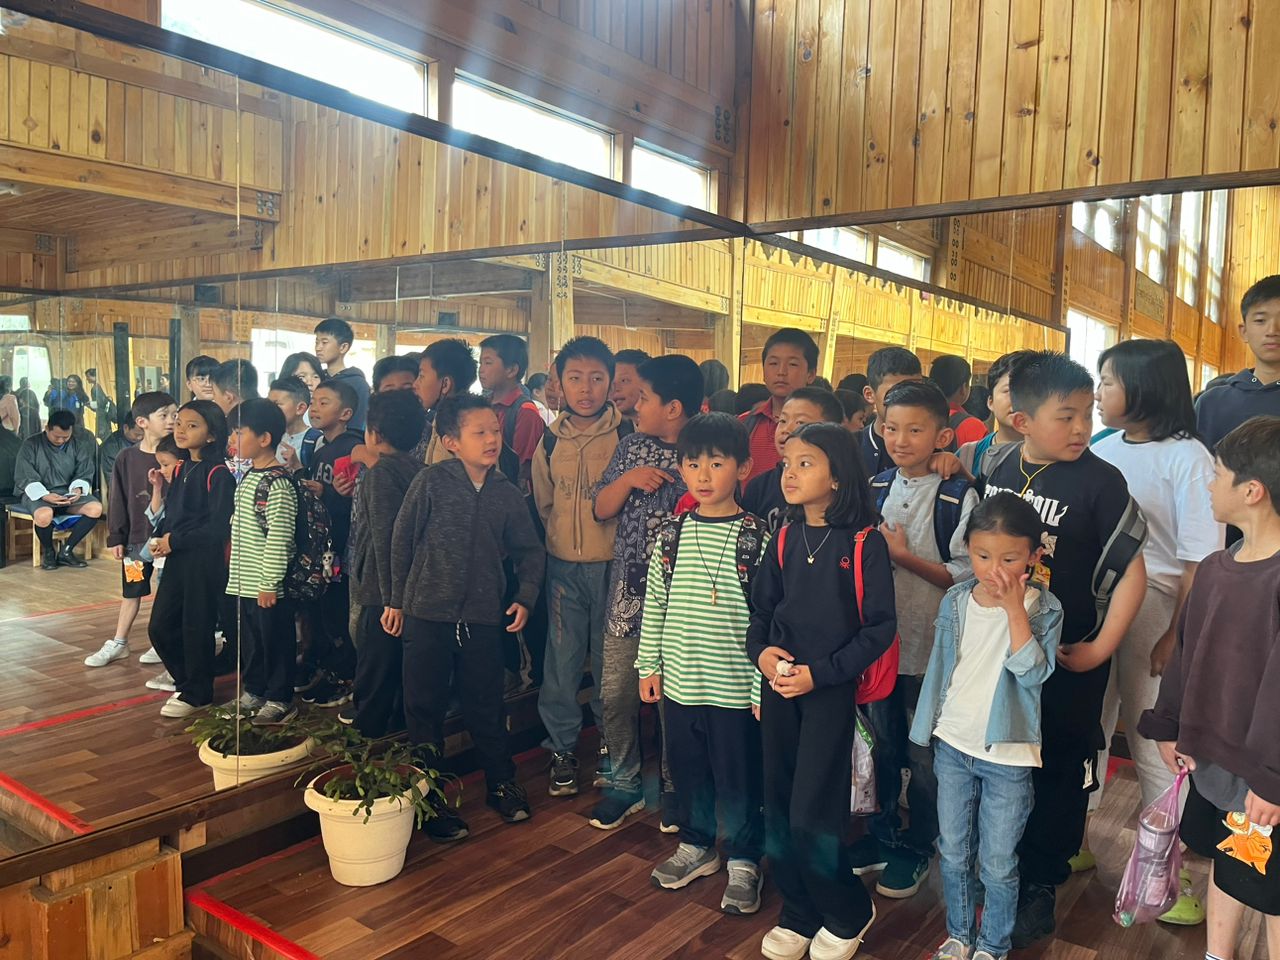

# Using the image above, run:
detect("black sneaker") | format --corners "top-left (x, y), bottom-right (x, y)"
top-left (293, 665), bottom-right (321, 694)
top-left (875, 852), bottom-right (930, 899)
top-left (848, 834), bottom-right (889, 876)
top-left (592, 744), bottom-right (612, 787)
top-left (56, 546), bottom-right (87, 568)
top-left (40, 546), bottom-right (57, 570)
top-left (301, 674), bottom-right (352, 707)
top-left (1011, 882), bottom-right (1056, 948)
top-left (423, 805), bottom-right (469, 844)
top-left (659, 789), bottom-right (680, 834)
top-left (548, 751), bottom-right (579, 797)
top-left (587, 789), bottom-right (645, 830)
top-left (337, 705), bottom-right (356, 726)
top-left (487, 781), bottom-right (531, 823)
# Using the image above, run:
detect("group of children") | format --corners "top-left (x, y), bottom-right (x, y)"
top-left (66, 273), bottom-right (1280, 960)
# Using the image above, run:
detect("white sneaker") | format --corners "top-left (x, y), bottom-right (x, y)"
top-left (809, 906), bottom-right (876, 960)
top-left (145, 670), bottom-right (176, 692)
top-left (214, 632), bottom-right (226, 657)
top-left (139, 646), bottom-right (162, 665)
top-left (222, 691), bottom-right (266, 715)
top-left (760, 926), bottom-right (812, 960)
top-left (85, 639), bottom-right (129, 667)
top-left (160, 693), bottom-right (199, 718)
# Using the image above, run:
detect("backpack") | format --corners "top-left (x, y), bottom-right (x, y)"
top-left (869, 467), bottom-right (972, 563)
top-left (775, 523), bottom-right (899, 705)
top-left (297, 427), bottom-right (324, 470)
top-left (656, 512), bottom-right (769, 607)
top-left (541, 418), bottom-right (634, 459)
top-left (497, 384), bottom-right (545, 485)
top-left (251, 465), bottom-right (333, 602)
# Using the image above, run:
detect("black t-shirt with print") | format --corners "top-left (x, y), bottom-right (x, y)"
top-left (310, 430), bottom-right (362, 554)
top-left (984, 444), bottom-right (1142, 752)
top-left (741, 462), bottom-right (788, 534)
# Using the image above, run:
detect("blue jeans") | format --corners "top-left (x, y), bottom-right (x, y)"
top-left (933, 738), bottom-right (1034, 957)
top-left (537, 557), bottom-right (609, 754)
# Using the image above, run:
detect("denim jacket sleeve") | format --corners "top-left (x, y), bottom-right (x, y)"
top-left (1002, 589), bottom-right (1062, 688)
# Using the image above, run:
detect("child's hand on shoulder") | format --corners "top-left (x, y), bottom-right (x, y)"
top-left (878, 520), bottom-right (907, 559)
top-left (928, 451), bottom-right (968, 481)
top-left (505, 602), bottom-right (529, 632)
top-left (639, 675), bottom-right (662, 703)
top-left (625, 466), bottom-right (673, 493)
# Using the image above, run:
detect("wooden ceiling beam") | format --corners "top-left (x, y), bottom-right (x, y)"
top-left (338, 262), bottom-right (536, 301)
top-left (67, 220), bottom-right (265, 273)
top-left (574, 257), bottom-right (730, 314)
top-left (0, 226), bottom-right (58, 256)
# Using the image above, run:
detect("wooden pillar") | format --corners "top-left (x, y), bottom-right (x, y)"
top-left (819, 266), bottom-right (842, 381)
top-left (429, 60), bottom-right (455, 126)
top-left (1119, 199), bottom-right (1140, 342)
top-left (1049, 208), bottom-right (1069, 329)
top-left (374, 321), bottom-right (395, 359)
top-left (715, 238), bottom-right (745, 388)
top-left (528, 253), bottom-right (574, 375)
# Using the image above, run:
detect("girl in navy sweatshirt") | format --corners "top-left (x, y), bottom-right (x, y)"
top-left (746, 422), bottom-right (897, 960)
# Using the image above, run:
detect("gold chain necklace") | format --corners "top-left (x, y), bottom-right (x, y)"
top-left (1018, 454), bottom-right (1054, 495)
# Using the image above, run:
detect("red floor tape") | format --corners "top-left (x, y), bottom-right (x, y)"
top-left (0, 771), bottom-right (94, 835)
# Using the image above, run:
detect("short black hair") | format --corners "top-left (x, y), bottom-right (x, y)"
top-left (313, 377), bottom-right (359, 414)
top-left (785, 422), bottom-right (875, 528)
top-left (866, 346), bottom-right (922, 390)
top-left (213, 359), bottom-right (260, 399)
top-left (436, 393), bottom-right (493, 439)
top-left (556, 336), bottom-right (615, 380)
top-left (785, 385), bottom-right (845, 424)
top-left (1097, 339), bottom-right (1198, 442)
top-left (811, 376), bottom-right (833, 391)
top-left (884, 379), bottom-right (950, 429)
top-left (47, 409), bottom-right (76, 430)
top-left (269, 376), bottom-right (310, 407)
top-left (700, 359), bottom-right (730, 397)
top-left (930, 355), bottom-right (972, 400)
top-left (965, 491), bottom-right (1044, 548)
top-left (421, 338), bottom-right (477, 395)
top-left (637, 354), bottom-right (702, 419)
top-left (1217, 416), bottom-right (1280, 515)
top-left (1240, 274), bottom-right (1280, 319)
top-left (527, 372), bottom-right (548, 392)
top-left (834, 388), bottom-right (871, 419)
top-left (762, 327), bottom-right (820, 371)
top-left (986, 350), bottom-right (1034, 388)
top-left (614, 348), bottom-right (652, 369)
top-left (230, 397), bottom-right (285, 446)
top-left (131, 390), bottom-right (176, 422)
top-left (708, 388), bottom-right (738, 414)
top-left (85, 367), bottom-right (97, 379)
top-left (314, 316), bottom-right (354, 346)
top-left (480, 333), bottom-right (529, 381)
top-left (181, 399), bottom-right (229, 456)
top-left (735, 383), bottom-right (769, 414)
top-left (155, 434), bottom-right (184, 459)
top-left (1008, 351), bottom-right (1093, 415)
top-left (372, 355), bottom-right (419, 391)
top-left (837, 372), bottom-right (869, 394)
top-left (367, 388), bottom-right (427, 452)
top-left (677, 412), bottom-right (749, 463)
top-left (186, 355), bottom-right (219, 380)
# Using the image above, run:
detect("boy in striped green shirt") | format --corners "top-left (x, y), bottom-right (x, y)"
top-left (636, 412), bottom-right (770, 916)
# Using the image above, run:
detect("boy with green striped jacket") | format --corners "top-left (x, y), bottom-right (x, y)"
top-left (635, 412), bottom-right (770, 917)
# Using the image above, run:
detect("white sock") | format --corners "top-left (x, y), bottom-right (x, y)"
top-left (1206, 953), bottom-right (1229, 960)
top-left (111, 637), bottom-right (128, 644)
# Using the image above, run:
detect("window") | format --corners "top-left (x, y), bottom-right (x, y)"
top-left (1201, 362), bottom-right (1219, 390)
top-left (1206, 190), bottom-right (1228, 324)
top-left (631, 143), bottom-right (711, 210)
top-left (875, 240), bottom-right (930, 281)
top-left (1136, 194), bottom-right (1172, 284)
top-left (0, 314), bottom-right (31, 331)
top-left (1071, 198), bottom-right (1125, 254)
top-left (1186, 355), bottom-right (1196, 389)
top-left (1177, 191), bottom-right (1204, 306)
top-left (1066, 309), bottom-right (1115, 378)
top-left (452, 77), bottom-right (613, 178)
top-left (163, 0), bottom-right (426, 114)
top-left (12, 344), bottom-right (51, 415)
top-left (800, 227), bottom-right (870, 262)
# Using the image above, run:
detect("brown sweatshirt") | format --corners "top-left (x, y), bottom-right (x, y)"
top-left (1139, 545), bottom-right (1280, 804)
top-left (108, 445), bottom-right (163, 548)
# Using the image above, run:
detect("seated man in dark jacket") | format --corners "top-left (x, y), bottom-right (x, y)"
top-left (13, 409), bottom-right (102, 569)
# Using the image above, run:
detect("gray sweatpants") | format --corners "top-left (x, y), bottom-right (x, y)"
top-left (600, 632), bottom-right (672, 796)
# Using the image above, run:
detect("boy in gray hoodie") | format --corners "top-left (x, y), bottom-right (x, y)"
top-left (387, 394), bottom-right (545, 832)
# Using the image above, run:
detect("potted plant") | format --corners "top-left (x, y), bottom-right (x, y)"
top-left (299, 720), bottom-right (455, 887)
top-left (188, 706), bottom-right (315, 790)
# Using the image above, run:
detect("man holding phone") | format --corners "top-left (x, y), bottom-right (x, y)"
top-left (14, 409), bottom-right (102, 570)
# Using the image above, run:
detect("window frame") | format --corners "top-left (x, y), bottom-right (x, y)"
top-left (1071, 198), bottom-right (1126, 254)
top-left (630, 140), bottom-right (713, 211)
top-left (1176, 191), bottom-right (1204, 307)
top-left (1135, 194), bottom-right (1172, 285)
top-left (1205, 190), bottom-right (1229, 325)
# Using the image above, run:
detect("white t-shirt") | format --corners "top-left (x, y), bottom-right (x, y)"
top-left (1091, 433), bottom-right (1223, 596)
top-left (933, 590), bottom-right (1042, 767)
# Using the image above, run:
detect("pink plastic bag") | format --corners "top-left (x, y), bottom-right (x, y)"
top-left (1114, 770), bottom-right (1186, 927)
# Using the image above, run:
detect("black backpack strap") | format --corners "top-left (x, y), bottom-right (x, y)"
top-left (932, 475), bottom-right (973, 564)
top-left (949, 410), bottom-right (969, 431)
top-left (869, 467), bottom-right (897, 519)
top-left (542, 430), bottom-right (557, 459)
top-left (251, 465), bottom-right (292, 537)
top-left (657, 513), bottom-right (686, 597)
top-left (734, 514), bottom-right (769, 608)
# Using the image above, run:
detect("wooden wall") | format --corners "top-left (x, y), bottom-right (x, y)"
top-left (1225, 186), bottom-right (1280, 372)
top-left (745, 0), bottom-right (1280, 225)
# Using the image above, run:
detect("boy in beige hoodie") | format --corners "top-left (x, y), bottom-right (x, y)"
top-left (532, 336), bottom-right (632, 798)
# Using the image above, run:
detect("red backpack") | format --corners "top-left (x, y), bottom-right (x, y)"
top-left (775, 523), bottom-right (899, 705)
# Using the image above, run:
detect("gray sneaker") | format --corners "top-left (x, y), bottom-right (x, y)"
top-left (250, 701), bottom-right (298, 726)
top-left (222, 691), bottom-right (267, 715)
top-left (145, 669), bottom-right (176, 692)
top-left (651, 842), bottom-right (721, 890)
top-left (973, 952), bottom-right (1004, 960)
top-left (932, 939), bottom-right (971, 960)
top-left (720, 859), bottom-right (762, 915)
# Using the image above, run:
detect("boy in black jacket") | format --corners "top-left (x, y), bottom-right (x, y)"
top-left (387, 394), bottom-right (545, 833)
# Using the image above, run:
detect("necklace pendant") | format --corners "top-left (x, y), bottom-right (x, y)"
top-left (806, 555), bottom-right (815, 564)
top-left (710, 587), bottom-right (717, 605)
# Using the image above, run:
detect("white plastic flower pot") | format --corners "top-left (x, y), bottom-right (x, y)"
top-left (198, 737), bottom-right (315, 790)
top-left (304, 767), bottom-right (421, 886)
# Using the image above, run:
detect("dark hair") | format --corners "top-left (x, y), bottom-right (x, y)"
top-left (480, 333), bottom-right (529, 381)
top-left (213, 359), bottom-right (260, 399)
top-left (269, 376), bottom-right (310, 407)
top-left (735, 382), bottom-right (770, 414)
top-left (0, 376), bottom-right (10, 395)
top-left (155, 434), bottom-right (185, 460)
top-left (785, 422), bottom-right (875, 528)
top-left (314, 316), bottom-right (354, 347)
top-left (987, 349), bottom-right (1034, 389)
top-left (866, 346), bottom-right (922, 390)
top-left (85, 367), bottom-right (98, 379)
top-left (180, 399), bottom-right (229, 455)
top-left (421, 338), bottom-right (478, 395)
top-left (965, 491), bottom-right (1045, 548)
top-left (367, 388), bottom-right (427, 452)
top-left (47, 409), bottom-right (76, 431)
top-left (834, 388), bottom-right (871, 420)
top-left (762, 327), bottom-right (819, 371)
top-left (677, 412), bottom-right (749, 463)
top-left (313, 377), bottom-right (359, 414)
top-left (708, 388), bottom-right (738, 414)
top-left (785, 385), bottom-right (846, 424)
top-left (1008, 351), bottom-right (1093, 415)
top-left (884, 379), bottom-right (950, 429)
top-left (615, 349), bottom-right (652, 369)
top-left (230, 397), bottom-right (284, 446)
top-left (556, 336), bottom-right (615, 380)
top-left (700, 359), bottom-right (730, 398)
top-left (436, 393), bottom-right (493, 439)
top-left (131, 390), bottom-right (176, 422)
top-left (372, 355), bottom-right (419, 391)
top-left (1097, 339), bottom-right (1198, 442)
top-left (964, 385), bottom-right (991, 420)
top-left (1240, 274), bottom-right (1280, 319)
top-left (637, 354), bottom-right (703, 419)
top-left (186, 355), bottom-right (219, 380)
top-left (527, 372), bottom-right (548, 392)
top-left (280, 352), bottom-right (326, 386)
top-left (1217, 416), bottom-right (1280, 514)
top-left (930, 355), bottom-right (972, 400)
top-left (837, 372), bottom-right (869, 395)
top-left (811, 376), bottom-right (833, 391)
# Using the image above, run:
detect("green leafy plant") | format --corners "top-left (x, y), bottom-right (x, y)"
top-left (297, 718), bottom-right (457, 826)
top-left (187, 705), bottom-right (310, 757)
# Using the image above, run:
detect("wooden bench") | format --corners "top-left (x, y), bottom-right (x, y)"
top-left (4, 505), bottom-right (96, 567)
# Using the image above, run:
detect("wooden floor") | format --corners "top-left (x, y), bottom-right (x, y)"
top-left (188, 748), bottom-right (1272, 960)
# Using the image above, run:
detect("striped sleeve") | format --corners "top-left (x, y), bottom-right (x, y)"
top-left (635, 542), bottom-right (669, 679)
top-left (259, 479), bottom-right (297, 596)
